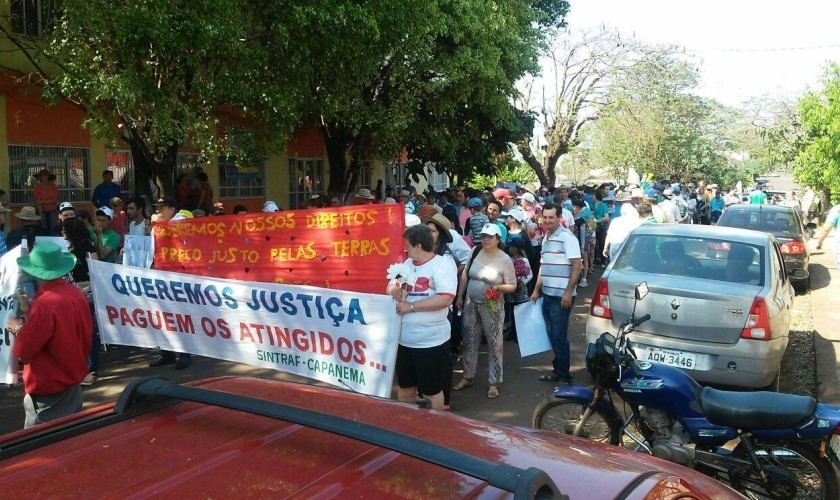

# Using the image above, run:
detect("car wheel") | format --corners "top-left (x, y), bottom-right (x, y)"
top-left (793, 276), bottom-right (810, 294)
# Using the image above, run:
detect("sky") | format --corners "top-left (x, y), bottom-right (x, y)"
top-left (563, 0), bottom-right (840, 106)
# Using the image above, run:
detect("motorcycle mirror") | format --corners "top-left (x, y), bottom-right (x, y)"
top-left (604, 333), bottom-right (616, 355)
top-left (635, 282), bottom-right (649, 300)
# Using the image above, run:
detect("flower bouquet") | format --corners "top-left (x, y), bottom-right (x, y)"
top-left (483, 287), bottom-right (501, 314)
top-left (386, 263), bottom-right (415, 295)
top-left (513, 259), bottom-right (529, 280)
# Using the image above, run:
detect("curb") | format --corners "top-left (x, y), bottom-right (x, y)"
top-left (808, 241), bottom-right (840, 404)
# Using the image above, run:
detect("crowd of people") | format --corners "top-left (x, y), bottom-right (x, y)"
top-left (6, 167), bottom-right (828, 426)
top-left (383, 177), bottom-right (827, 410)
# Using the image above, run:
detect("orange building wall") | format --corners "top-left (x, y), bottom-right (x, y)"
top-left (286, 122), bottom-right (324, 158)
top-left (1, 72), bottom-right (90, 147)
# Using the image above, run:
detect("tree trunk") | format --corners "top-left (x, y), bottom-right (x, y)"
top-left (319, 124), bottom-right (352, 196)
top-left (819, 187), bottom-right (832, 220)
top-left (517, 140), bottom-right (549, 188)
top-left (128, 139), bottom-right (177, 205)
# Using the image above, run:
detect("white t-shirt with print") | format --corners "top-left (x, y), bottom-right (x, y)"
top-left (392, 255), bottom-right (457, 348)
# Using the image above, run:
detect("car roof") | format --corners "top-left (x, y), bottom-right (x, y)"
top-left (0, 377), bottom-right (737, 499)
top-left (631, 222), bottom-right (773, 245)
top-left (723, 204), bottom-right (796, 214)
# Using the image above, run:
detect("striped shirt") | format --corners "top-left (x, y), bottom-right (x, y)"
top-left (540, 227), bottom-right (582, 297)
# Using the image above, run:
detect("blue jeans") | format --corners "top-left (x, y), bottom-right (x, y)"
top-left (542, 294), bottom-right (576, 383)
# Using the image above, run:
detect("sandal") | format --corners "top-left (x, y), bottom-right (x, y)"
top-left (487, 385), bottom-right (500, 399)
top-left (452, 379), bottom-right (473, 391)
top-left (539, 373), bottom-right (559, 382)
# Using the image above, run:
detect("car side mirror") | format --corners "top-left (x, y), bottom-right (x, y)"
top-left (789, 268), bottom-right (809, 281)
top-left (635, 282), bottom-right (649, 300)
top-left (806, 222), bottom-right (817, 229)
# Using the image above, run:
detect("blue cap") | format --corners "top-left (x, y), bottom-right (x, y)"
top-left (468, 197), bottom-right (484, 208)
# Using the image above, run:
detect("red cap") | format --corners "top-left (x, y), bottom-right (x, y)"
top-left (492, 188), bottom-right (513, 200)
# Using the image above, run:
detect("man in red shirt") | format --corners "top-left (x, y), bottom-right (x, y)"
top-left (7, 242), bottom-right (93, 428)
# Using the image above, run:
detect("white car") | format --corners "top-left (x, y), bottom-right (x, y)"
top-left (586, 224), bottom-right (804, 390)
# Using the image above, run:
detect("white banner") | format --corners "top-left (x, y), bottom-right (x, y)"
top-left (121, 235), bottom-right (152, 268)
top-left (0, 247), bottom-right (22, 385)
top-left (515, 299), bottom-right (552, 357)
top-left (89, 260), bottom-right (400, 397)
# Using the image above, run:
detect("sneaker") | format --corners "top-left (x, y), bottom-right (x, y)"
top-left (148, 354), bottom-right (176, 367)
top-left (578, 278), bottom-right (588, 288)
top-left (174, 355), bottom-right (192, 370)
top-left (81, 373), bottom-right (97, 386)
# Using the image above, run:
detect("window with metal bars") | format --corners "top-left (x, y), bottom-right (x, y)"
top-left (287, 158), bottom-right (324, 209)
top-left (104, 150), bottom-right (208, 202)
top-left (218, 156), bottom-right (265, 199)
top-left (8, 144), bottom-right (90, 206)
top-left (10, 0), bottom-right (61, 37)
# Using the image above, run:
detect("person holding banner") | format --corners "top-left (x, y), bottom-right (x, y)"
top-left (93, 207), bottom-right (120, 264)
top-left (147, 198), bottom-right (192, 369)
top-left (126, 197), bottom-right (147, 235)
top-left (7, 241), bottom-right (93, 428)
top-left (386, 224), bottom-right (457, 411)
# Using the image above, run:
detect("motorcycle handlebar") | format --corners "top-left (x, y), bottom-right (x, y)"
top-left (634, 314), bottom-right (651, 327)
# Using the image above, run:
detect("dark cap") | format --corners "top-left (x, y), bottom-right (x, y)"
top-left (154, 197), bottom-right (178, 210)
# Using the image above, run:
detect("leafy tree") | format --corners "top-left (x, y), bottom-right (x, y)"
top-left (3, 0), bottom-right (568, 200)
top-left (406, 104), bottom-right (535, 186)
top-left (794, 62), bottom-right (840, 204)
top-left (293, 0), bottom-right (568, 196)
top-left (586, 51), bottom-right (739, 187)
top-left (515, 27), bottom-right (677, 187)
top-left (468, 152), bottom-right (538, 189)
top-left (3, 0), bottom-right (305, 199)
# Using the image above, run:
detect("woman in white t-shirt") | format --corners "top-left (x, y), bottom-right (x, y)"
top-left (386, 225), bottom-right (457, 410)
top-left (453, 224), bottom-right (516, 400)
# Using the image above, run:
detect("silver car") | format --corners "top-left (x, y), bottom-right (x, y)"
top-left (586, 224), bottom-right (802, 389)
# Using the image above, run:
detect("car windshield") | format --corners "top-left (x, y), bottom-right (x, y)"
top-left (613, 234), bottom-right (765, 286)
top-left (718, 209), bottom-right (801, 238)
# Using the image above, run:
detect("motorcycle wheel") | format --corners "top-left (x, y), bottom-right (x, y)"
top-left (731, 441), bottom-right (838, 499)
top-left (532, 397), bottom-right (619, 445)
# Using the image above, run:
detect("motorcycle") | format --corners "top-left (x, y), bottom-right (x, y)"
top-left (533, 282), bottom-right (840, 499)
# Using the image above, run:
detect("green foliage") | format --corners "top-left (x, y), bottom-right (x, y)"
top-left (293, 0), bottom-right (567, 193)
top-left (37, 0), bottom-right (305, 195)
top-left (795, 62), bottom-right (840, 200)
top-left (588, 52), bottom-right (739, 186)
top-left (8, 0), bottom-right (568, 197)
top-left (468, 153), bottom-right (538, 188)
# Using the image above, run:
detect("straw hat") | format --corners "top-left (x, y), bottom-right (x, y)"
top-left (15, 206), bottom-right (41, 221)
top-left (354, 188), bottom-right (376, 200)
top-left (420, 213), bottom-right (453, 243)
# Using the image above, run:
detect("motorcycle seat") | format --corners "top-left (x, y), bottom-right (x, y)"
top-left (698, 387), bottom-right (816, 429)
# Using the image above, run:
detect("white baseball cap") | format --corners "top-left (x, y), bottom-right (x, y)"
top-left (505, 208), bottom-right (526, 223)
top-left (96, 206), bottom-right (114, 219)
top-left (520, 192), bottom-right (536, 204)
top-left (480, 223), bottom-right (502, 237)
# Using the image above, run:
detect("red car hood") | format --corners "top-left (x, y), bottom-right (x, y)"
top-left (0, 377), bottom-right (740, 499)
